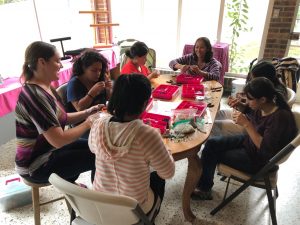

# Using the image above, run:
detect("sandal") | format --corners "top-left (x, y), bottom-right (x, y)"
top-left (191, 188), bottom-right (213, 200)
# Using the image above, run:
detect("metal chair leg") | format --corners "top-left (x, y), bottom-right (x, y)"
top-left (264, 177), bottom-right (277, 225)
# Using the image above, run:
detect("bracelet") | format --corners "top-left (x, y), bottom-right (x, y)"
top-left (87, 93), bottom-right (94, 99)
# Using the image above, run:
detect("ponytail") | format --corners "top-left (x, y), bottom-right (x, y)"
top-left (274, 91), bottom-right (290, 111)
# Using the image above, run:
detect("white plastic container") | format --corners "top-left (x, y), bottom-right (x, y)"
top-left (0, 174), bottom-right (32, 212)
top-left (231, 79), bottom-right (246, 97)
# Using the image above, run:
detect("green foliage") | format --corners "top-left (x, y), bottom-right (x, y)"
top-left (226, 0), bottom-right (253, 73)
top-left (0, 0), bottom-right (24, 5)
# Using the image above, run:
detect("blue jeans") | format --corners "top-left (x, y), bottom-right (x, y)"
top-left (22, 138), bottom-right (95, 184)
top-left (198, 135), bottom-right (260, 191)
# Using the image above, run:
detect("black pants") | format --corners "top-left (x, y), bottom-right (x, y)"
top-left (198, 135), bottom-right (260, 191)
top-left (22, 138), bottom-right (95, 184)
top-left (147, 172), bottom-right (165, 222)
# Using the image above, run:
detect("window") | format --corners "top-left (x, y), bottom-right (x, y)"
top-left (222, 0), bottom-right (269, 74)
top-left (288, 3), bottom-right (300, 59)
top-left (0, 0), bottom-right (39, 78)
top-left (0, 0), bottom-right (93, 78)
top-left (111, 0), bottom-right (269, 73)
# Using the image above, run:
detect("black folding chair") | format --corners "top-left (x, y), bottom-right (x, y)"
top-left (211, 111), bottom-right (300, 225)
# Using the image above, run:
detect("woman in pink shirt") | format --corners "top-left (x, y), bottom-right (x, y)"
top-left (121, 41), bottom-right (160, 80)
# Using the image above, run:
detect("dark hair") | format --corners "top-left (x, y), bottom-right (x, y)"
top-left (125, 41), bottom-right (149, 59)
top-left (246, 60), bottom-right (287, 97)
top-left (107, 74), bottom-right (151, 121)
top-left (244, 77), bottom-right (290, 111)
top-left (193, 37), bottom-right (213, 63)
top-left (72, 49), bottom-right (109, 81)
top-left (22, 41), bottom-right (56, 82)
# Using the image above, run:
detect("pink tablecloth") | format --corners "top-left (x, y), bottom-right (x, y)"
top-left (0, 62), bottom-right (72, 117)
top-left (99, 49), bottom-right (117, 69)
top-left (0, 49), bottom-right (118, 117)
top-left (182, 43), bottom-right (229, 85)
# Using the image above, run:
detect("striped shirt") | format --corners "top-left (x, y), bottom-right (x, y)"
top-left (169, 53), bottom-right (221, 81)
top-left (88, 115), bottom-right (175, 212)
top-left (15, 84), bottom-right (67, 175)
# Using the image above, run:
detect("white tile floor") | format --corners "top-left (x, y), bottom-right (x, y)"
top-left (1, 105), bottom-right (299, 225)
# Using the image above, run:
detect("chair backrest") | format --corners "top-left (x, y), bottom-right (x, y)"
top-left (49, 173), bottom-right (151, 225)
top-left (276, 110), bottom-right (300, 165)
top-left (120, 48), bottom-right (156, 72)
top-left (272, 57), bottom-right (300, 92)
top-left (287, 87), bottom-right (296, 108)
top-left (56, 82), bottom-right (68, 110)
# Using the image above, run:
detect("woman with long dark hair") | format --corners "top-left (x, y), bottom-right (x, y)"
top-left (193, 77), bottom-right (297, 200)
top-left (169, 37), bottom-right (221, 81)
top-left (67, 49), bottom-right (112, 113)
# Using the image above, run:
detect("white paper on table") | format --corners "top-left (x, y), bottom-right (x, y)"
top-left (148, 100), bottom-right (181, 117)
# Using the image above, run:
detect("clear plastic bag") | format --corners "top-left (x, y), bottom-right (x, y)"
top-left (171, 108), bottom-right (197, 123)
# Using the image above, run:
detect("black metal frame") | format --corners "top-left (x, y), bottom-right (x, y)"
top-left (211, 142), bottom-right (297, 225)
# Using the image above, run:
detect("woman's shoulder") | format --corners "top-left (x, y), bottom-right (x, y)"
top-left (121, 60), bottom-right (135, 74)
top-left (209, 57), bottom-right (221, 65)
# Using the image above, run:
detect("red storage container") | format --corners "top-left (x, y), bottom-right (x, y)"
top-left (181, 84), bottom-right (205, 99)
top-left (141, 112), bottom-right (171, 134)
top-left (152, 84), bottom-right (179, 100)
top-left (176, 74), bottom-right (204, 84)
top-left (176, 101), bottom-right (207, 116)
top-left (145, 97), bottom-right (153, 111)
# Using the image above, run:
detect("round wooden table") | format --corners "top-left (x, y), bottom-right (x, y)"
top-left (151, 74), bottom-right (223, 222)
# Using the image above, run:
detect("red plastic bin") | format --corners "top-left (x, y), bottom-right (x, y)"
top-left (176, 74), bottom-right (204, 84)
top-left (152, 84), bottom-right (179, 100)
top-left (176, 101), bottom-right (207, 116)
top-left (181, 84), bottom-right (205, 99)
top-left (141, 112), bottom-right (171, 134)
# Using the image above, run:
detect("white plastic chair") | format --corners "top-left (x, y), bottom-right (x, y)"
top-left (49, 173), bottom-right (153, 225)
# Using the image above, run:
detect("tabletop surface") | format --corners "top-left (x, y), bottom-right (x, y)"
top-left (151, 74), bottom-right (223, 155)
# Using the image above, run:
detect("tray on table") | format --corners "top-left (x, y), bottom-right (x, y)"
top-left (176, 100), bottom-right (207, 116)
top-left (176, 74), bottom-right (204, 84)
top-left (181, 84), bottom-right (205, 99)
top-left (141, 112), bottom-right (170, 134)
top-left (152, 84), bottom-right (179, 100)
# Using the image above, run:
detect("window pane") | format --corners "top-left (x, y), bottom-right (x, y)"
top-left (288, 4), bottom-right (300, 59)
top-left (222, 0), bottom-right (269, 74)
top-left (142, 0), bottom-right (178, 68)
top-left (180, 0), bottom-right (220, 53)
top-left (0, 0), bottom-right (40, 78)
top-left (34, 0), bottom-right (93, 55)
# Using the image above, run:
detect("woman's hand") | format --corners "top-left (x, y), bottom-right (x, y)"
top-left (189, 65), bottom-right (201, 74)
top-left (105, 79), bottom-right (113, 90)
top-left (88, 81), bottom-right (106, 98)
top-left (148, 70), bottom-right (160, 80)
top-left (85, 104), bottom-right (105, 116)
top-left (179, 64), bottom-right (190, 73)
top-left (232, 111), bottom-right (250, 127)
top-left (228, 96), bottom-right (240, 108)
